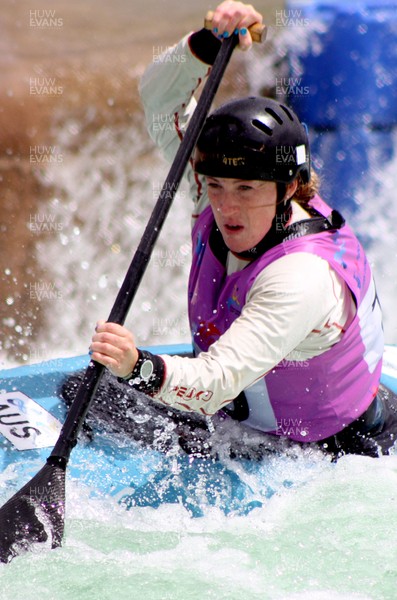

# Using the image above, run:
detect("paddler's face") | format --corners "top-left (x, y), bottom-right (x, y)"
top-left (206, 177), bottom-right (279, 254)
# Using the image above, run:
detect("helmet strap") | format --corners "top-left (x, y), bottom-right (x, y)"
top-left (275, 181), bottom-right (292, 226)
top-left (233, 182), bottom-right (292, 260)
top-left (276, 182), bottom-right (288, 207)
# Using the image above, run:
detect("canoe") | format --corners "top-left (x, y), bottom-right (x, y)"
top-left (1, 344), bottom-right (397, 518)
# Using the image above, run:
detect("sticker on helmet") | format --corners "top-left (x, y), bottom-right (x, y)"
top-left (296, 144), bottom-right (306, 165)
top-left (222, 156), bottom-right (246, 167)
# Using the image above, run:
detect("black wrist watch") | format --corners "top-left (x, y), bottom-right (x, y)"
top-left (137, 354), bottom-right (154, 380)
top-left (118, 349), bottom-right (165, 396)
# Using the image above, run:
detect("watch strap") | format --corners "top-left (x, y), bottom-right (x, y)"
top-left (118, 349), bottom-right (165, 396)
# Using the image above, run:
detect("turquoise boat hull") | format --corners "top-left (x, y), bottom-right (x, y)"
top-left (1, 344), bottom-right (397, 517)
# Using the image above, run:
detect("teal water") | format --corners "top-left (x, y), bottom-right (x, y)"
top-left (1, 453), bottom-right (397, 599)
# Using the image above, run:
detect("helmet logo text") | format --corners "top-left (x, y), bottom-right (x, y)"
top-left (222, 156), bottom-right (246, 167)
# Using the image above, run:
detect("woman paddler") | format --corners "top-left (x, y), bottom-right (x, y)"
top-left (90, 1), bottom-right (397, 458)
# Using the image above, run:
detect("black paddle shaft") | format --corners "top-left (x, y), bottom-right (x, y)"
top-left (49, 35), bottom-right (238, 464)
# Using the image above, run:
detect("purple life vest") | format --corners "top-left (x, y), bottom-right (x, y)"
top-left (188, 195), bottom-right (384, 442)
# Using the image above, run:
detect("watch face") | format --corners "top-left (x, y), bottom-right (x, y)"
top-left (140, 359), bottom-right (154, 380)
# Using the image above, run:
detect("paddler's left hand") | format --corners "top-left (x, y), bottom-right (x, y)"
top-left (90, 321), bottom-right (138, 378)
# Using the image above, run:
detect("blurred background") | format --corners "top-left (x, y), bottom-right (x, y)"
top-left (1, 0), bottom-right (396, 366)
top-left (0, 0), bottom-right (283, 365)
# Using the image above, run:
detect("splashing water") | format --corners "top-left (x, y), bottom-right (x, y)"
top-left (2, 8), bottom-right (397, 600)
top-left (1, 451), bottom-right (397, 599)
top-left (33, 118), bottom-right (192, 356)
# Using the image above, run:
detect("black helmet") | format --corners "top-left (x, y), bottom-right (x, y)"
top-left (194, 96), bottom-right (310, 184)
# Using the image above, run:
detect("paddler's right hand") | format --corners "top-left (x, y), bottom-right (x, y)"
top-left (210, 1), bottom-right (263, 50)
top-left (90, 320), bottom-right (139, 379)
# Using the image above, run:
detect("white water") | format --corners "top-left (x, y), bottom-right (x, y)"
top-left (30, 119), bottom-right (193, 359)
top-left (2, 11), bottom-right (397, 600)
top-left (1, 452), bottom-right (397, 599)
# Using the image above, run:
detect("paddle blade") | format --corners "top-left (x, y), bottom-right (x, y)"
top-left (0, 462), bottom-right (65, 564)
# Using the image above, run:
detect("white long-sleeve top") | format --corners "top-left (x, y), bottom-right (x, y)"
top-left (138, 34), bottom-right (356, 416)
